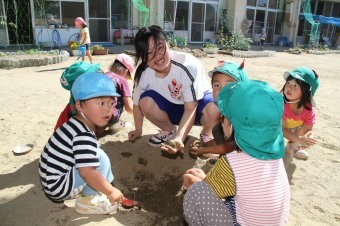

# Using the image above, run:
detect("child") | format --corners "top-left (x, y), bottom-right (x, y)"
top-left (54, 61), bottom-right (103, 131)
top-left (183, 80), bottom-right (290, 226)
top-left (189, 60), bottom-right (249, 160)
top-left (39, 72), bottom-right (124, 214)
top-left (75, 17), bottom-right (93, 63)
top-left (128, 25), bottom-right (219, 153)
top-left (260, 28), bottom-right (266, 49)
top-left (281, 66), bottom-right (319, 159)
top-left (105, 53), bottom-right (135, 132)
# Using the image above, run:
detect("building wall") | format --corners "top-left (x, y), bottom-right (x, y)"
top-left (226, 0), bottom-right (247, 33)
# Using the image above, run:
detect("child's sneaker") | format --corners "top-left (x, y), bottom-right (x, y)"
top-left (109, 119), bottom-right (132, 132)
top-left (75, 193), bottom-right (118, 215)
top-left (294, 149), bottom-right (309, 159)
top-left (148, 126), bottom-right (177, 147)
top-left (285, 142), bottom-right (309, 160)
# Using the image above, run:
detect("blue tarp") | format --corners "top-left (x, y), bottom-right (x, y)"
top-left (299, 14), bottom-right (340, 27)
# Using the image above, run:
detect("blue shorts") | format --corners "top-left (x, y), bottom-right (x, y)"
top-left (84, 43), bottom-right (91, 50)
top-left (140, 90), bottom-right (214, 125)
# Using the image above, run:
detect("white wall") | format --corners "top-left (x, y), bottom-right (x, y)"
top-left (34, 28), bottom-right (79, 47)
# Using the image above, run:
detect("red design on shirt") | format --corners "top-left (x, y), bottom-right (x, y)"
top-left (168, 79), bottom-right (182, 101)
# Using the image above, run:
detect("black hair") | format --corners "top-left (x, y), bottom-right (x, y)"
top-left (110, 60), bottom-right (127, 73)
top-left (81, 23), bottom-right (87, 29)
top-left (133, 25), bottom-right (168, 84)
top-left (281, 75), bottom-right (312, 110)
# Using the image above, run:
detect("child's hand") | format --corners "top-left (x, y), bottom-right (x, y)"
top-left (160, 138), bottom-right (184, 154)
top-left (298, 131), bottom-right (317, 148)
top-left (107, 187), bottom-right (124, 204)
top-left (189, 146), bottom-right (205, 156)
top-left (185, 168), bottom-right (206, 180)
top-left (128, 129), bottom-right (142, 142)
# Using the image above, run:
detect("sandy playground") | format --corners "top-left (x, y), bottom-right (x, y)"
top-left (0, 50), bottom-right (339, 226)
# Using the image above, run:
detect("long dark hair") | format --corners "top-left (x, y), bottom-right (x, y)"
top-left (133, 25), bottom-right (168, 85)
top-left (281, 75), bottom-right (312, 110)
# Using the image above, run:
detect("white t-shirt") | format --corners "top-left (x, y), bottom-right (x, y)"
top-left (133, 51), bottom-right (211, 105)
top-left (80, 27), bottom-right (91, 44)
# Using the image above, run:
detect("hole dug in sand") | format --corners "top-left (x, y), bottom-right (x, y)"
top-left (104, 138), bottom-right (198, 225)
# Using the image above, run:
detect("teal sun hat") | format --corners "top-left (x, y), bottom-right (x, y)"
top-left (208, 60), bottom-right (249, 82)
top-left (217, 80), bottom-right (284, 160)
top-left (60, 61), bottom-right (101, 114)
top-left (72, 72), bottom-right (120, 101)
top-left (283, 66), bottom-right (319, 106)
top-left (60, 61), bottom-right (101, 91)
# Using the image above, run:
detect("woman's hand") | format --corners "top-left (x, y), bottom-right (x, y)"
top-left (107, 187), bottom-right (124, 204)
top-left (160, 138), bottom-right (184, 154)
top-left (128, 129), bottom-right (142, 142)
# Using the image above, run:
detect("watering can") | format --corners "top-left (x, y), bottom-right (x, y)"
top-left (77, 46), bottom-right (86, 60)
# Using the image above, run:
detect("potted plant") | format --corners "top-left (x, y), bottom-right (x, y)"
top-left (70, 42), bottom-right (80, 56)
top-left (203, 42), bottom-right (218, 54)
top-left (92, 45), bottom-right (109, 55)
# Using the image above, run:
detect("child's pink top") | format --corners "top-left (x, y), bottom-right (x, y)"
top-left (283, 103), bottom-right (316, 129)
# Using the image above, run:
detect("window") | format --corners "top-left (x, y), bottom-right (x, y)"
top-left (89, 0), bottom-right (109, 18)
top-left (257, 0), bottom-right (267, 8)
top-left (164, 0), bottom-right (176, 22)
top-left (331, 3), bottom-right (340, 17)
top-left (277, 0), bottom-right (284, 10)
top-left (268, 0), bottom-right (277, 9)
top-left (275, 12), bottom-right (283, 35)
top-left (316, 1), bottom-right (324, 15)
top-left (218, 8), bottom-right (227, 31)
top-left (205, 4), bottom-right (217, 31)
top-left (247, 0), bottom-right (256, 7)
top-left (61, 2), bottom-right (84, 27)
top-left (111, 0), bottom-right (131, 28)
top-left (323, 2), bottom-right (332, 17)
top-left (34, 1), bottom-right (84, 27)
top-left (175, 1), bottom-right (189, 30)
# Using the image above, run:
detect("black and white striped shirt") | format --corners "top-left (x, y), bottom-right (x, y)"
top-left (39, 117), bottom-right (99, 201)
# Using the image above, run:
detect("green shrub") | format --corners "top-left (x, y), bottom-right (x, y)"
top-left (203, 42), bottom-right (217, 49)
top-left (218, 32), bottom-right (253, 51)
top-left (168, 36), bottom-right (187, 48)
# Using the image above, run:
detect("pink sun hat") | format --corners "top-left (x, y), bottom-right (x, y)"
top-left (115, 53), bottom-right (135, 75)
top-left (75, 17), bottom-right (86, 26)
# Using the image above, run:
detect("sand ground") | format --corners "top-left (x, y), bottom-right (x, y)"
top-left (0, 50), bottom-right (339, 226)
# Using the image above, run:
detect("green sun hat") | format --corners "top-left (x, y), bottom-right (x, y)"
top-left (60, 61), bottom-right (101, 91)
top-left (283, 66), bottom-right (319, 96)
top-left (217, 80), bottom-right (284, 160)
top-left (208, 60), bottom-right (249, 82)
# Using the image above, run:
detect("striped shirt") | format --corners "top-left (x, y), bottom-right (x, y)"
top-left (227, 151), bottom-right (290, 226)
top-left (39, 117), bottom-right (99, 201)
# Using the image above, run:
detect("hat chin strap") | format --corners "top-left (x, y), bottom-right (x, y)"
top-left (80, 112), bottom-right (89, 122)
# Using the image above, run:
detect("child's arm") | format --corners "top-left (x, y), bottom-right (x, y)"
top-left (128, 104), bottom-right (144, 141)
top-left (282, 121), bottom-right (317, 148)
top-left (122, 96), bottom-right (133, 114)
top-left (78, 166), bottom-right (124, 204)
top-left (190, 141), bottom-right (237, 156)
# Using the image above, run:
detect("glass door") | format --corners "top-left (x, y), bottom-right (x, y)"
top-left (190, 2), bottom-right (205, 42)
top-left (0, 0), bottom-right (9, 47)
top-left (88, 0), bottom-right (110, 42)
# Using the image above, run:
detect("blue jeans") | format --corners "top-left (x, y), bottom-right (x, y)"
top-left (70, 148), bottom-right (114, 198)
